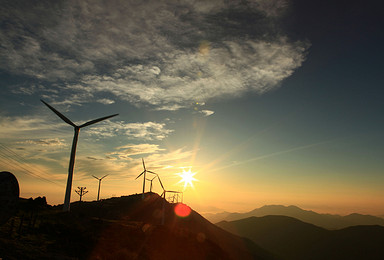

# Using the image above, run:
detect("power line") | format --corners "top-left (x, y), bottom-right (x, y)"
top-left (0, 143), bottom-right (63, 187)
top-left (0, 142), bottom-right (58, 178)
top-left (0, 153), bottom-right (62, 187)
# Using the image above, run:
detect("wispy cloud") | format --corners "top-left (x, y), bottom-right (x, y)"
top-left (109, 144), bottom-right (165, 159)
top-left (72, 146), bottom-right (194, 180)
top-left (17, 138), bottom-right (67, 146)
top-left (0, 115), bottom-right (68, 139)
top-left (0, 114), bottom-right (172, 142)
top-left (85, 121), bottom-right (174, 140)
top-left (200, 110), bottom-right (215, 117)
top-left (1, 0), bottom-right (308, 110)
top-left (97, 98), bottom-right (115, 105)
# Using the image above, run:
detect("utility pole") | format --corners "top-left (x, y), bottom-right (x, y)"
top-left (75, 187), bottom-right (88, 201)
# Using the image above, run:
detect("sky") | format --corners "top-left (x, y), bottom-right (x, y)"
top-left (1, 0), bottom-right (383, 216)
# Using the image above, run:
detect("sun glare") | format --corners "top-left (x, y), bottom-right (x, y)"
top-left (178, 168), bottom-right (197, 189)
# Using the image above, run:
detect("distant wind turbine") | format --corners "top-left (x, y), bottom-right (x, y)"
top-left (135, 158), bottom-right (157, 199)
top-left (157, 173), bottom-right (182, 203)
top-left (92, 174), bottom-right (109, 201)
top-left (161, 190), bottom-right (183, 203)
top-left (146, 175), bottom-right (157, 193)
top-left (41, 99), bottom-right (118, 212)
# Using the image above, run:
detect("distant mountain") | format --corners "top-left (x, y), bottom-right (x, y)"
top-left (0, 193), bottom-right (276, 260)
top-left (217, 215), bottom-right (384, 260)
top-left (205, 205), bottom-right (384, 229)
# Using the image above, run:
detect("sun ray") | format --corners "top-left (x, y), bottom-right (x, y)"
top-left (178, 168), bottom-right (197, 190)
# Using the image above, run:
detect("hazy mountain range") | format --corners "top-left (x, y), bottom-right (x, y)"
top-left (217, 215), bottom-right (384, 260)
top-left (204, 205), bottom-right (384, 229)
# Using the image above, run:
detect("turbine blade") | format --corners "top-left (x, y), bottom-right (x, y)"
top-left (41, 99), bottom-right (76, 127)
top-left (92, 175), bottom-right (99, 180)
top-left (79, 114), bottom-right (118, 128)
top-left (101, 174), bottom-right (109, 180)
top-left (135, 171), bottom-right (145, 180)
top-left (147, 170), bottom-right (157, 175)
top-left (158, 176), bottom-right (164, 190)
top-left (142, 158), bottom-right (146, 170)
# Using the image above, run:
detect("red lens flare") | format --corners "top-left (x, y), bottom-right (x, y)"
top-left (174, 203), bottom-right (191, 218)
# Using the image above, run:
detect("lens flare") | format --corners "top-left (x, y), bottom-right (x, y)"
top-left (174, 203), bottom-right (191, 218)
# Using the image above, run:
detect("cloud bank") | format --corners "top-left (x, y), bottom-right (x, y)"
top-left (1, 0), bottom-right (308, 110)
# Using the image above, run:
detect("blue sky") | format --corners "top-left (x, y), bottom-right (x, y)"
top-left (1, 0), bottom-right (383, 215)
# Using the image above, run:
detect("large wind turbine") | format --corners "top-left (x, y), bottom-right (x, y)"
top-left (135, 158), bottom-right (157, 199)
top-left (41, 99), bottom-right (118, 212)
top-left (92, 174), bottom-right (109, 201)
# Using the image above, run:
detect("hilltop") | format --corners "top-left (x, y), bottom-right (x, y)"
top-left (0, 193), bottom-right (275, 260)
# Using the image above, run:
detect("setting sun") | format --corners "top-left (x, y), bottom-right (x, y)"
top-left (178, 169), bottom-right (197, 189)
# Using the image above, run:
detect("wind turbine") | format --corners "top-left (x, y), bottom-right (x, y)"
top-left (157, 173), bottom-right (182, 203)
top-left (157, 174), bottom-right (183, 225)
top-left (146, 175), bottom-right (157, 193)
top-left (135, 158), bottom-right (157, 199)
top-left (161, 190), bottom-right (183, 203)
top-left (41, 99), bottom-right (118, 212)
top-left (92, 174), bottom-right (109, 201)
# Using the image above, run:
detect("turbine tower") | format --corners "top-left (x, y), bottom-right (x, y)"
top-left (41, 99), bottom-right (118, 212)
top-left (135, 158), bottom-right (157, 199)
top-left (92, 174), bottom-right (109, 201)
top-left (146, 176), bottom-right (157, 192)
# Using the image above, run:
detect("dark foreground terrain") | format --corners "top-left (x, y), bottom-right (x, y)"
top-left (0, 193), bottom-right (275, 260)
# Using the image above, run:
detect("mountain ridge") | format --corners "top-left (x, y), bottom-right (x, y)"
top-left (216, 215), bottom-right (384, 260)
top-left (205, 204), bottom-right (384, 229)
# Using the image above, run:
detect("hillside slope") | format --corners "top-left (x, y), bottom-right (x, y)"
top-left (0, 193), bottom-right (276, 260)
top-left (217, 215), bottom-right (384, 260)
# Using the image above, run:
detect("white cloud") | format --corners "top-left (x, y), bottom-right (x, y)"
top-left (0, 115), bottom-right (68, 140)
top-left (84, 121), bottom-right (174, 140)
top-left (110, 143), bottom-right (165, 159)
top-left (200, 110), bottom-right (215, 117)
top-left (1, 0), bottom-right (308, 109)
top-left (70, 146), bottom-right (195, 180)
top-left (0, 114), bottom-right (171, 144)
top-left (17, 138), bottom-right (67, 146)
top-left (64, 37), bottom-right (307, 110)
top-left (97, 98), bottom-right (115, 105)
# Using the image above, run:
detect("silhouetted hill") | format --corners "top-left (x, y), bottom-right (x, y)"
top-left (217, 216), bottom-right (328, 259)
top-left (0, 193), bottom-right (276, 260)
top-left (217, 215), bottom-right (384, 260)
top-left (205, 205), bottom-right (384, 229)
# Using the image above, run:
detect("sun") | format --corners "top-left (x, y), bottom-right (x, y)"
top-left (178, 168), bottom-right (197, 189)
